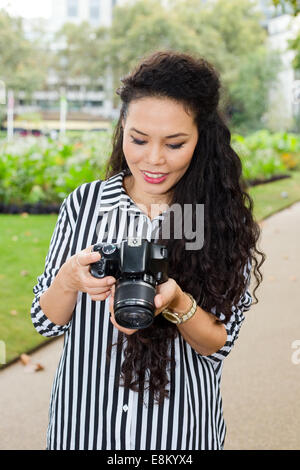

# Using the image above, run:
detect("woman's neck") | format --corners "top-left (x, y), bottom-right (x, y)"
top-left (123, 174), bottom-right (172, 220)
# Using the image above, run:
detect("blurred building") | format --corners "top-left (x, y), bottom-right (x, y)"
top-left (264, 13), bottom-right (300, 130)
top-left (15, 0), bottom-right (121, 128)
top-left (8, 0), bottom-right (300, 131)
top-left (50, 0), bottom-right (117, 30)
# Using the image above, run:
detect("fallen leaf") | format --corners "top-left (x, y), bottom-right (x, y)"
top-left (24, 231), bottom-right (32, 237)
top-left (20, 212), bottom-right (29, 218)
top-left (10, 310), bottom-right (18, 316)
top-left (20, 270), bottom-right (29, 277)
top-left (24, 363), bottom-right (44, 373)
top-left (0, 274), bottom-right (5, 280)
top-left (289, 276), bottom-right (297, 281)
top-left (20, 353), bottom-right (31, 365)
top-left (33, 238), bottom-right (39, 243)
top-left (20, 353), bottom-right (44, 372)
top-left (283, 255), bottom-right (289, 260)
top-left (12, 235), bottom-right (18, 242)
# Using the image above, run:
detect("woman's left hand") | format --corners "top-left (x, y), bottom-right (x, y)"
top-left (109, 278), bottom-right (181, 335)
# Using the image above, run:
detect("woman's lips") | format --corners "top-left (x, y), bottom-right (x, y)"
top-left (141, 170), bottom-right (169, 184)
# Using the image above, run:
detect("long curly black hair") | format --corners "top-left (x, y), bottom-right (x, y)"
top-left (105, 50), bottom-right (265, 404)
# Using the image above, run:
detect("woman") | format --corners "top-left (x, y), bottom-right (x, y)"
top-left (31, 50), bottom-right (265, 450)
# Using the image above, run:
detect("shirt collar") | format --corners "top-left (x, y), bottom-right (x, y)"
top-left (99, 169), bottom-right (143, 215)
top-left (99, 169), bottom-right (167, 220)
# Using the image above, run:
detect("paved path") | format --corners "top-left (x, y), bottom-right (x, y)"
top-left (1, 202), bottom-right (300, 450)
top-left (0, 337), bottom-right (63, 450)
top-left (222, 202), bottom-right (300, 450)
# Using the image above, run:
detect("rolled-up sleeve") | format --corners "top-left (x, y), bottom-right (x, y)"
top-left (201, 258), bottom-right (252, 364)
top-left (30, 196), bottom-right (74, 337)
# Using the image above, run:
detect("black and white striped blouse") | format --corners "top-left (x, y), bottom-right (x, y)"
top-left (31, 170), bottom-right (252, 450)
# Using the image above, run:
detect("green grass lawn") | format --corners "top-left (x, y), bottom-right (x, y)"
top-left (0, 214), bottom-right (58, 365)
top-left (248, 170), bottom-right (300, 222)
top-left (1, 170), bottom-right (300, 367)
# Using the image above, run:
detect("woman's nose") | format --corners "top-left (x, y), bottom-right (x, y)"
top-left (146, 145), bottom-right (166, 165)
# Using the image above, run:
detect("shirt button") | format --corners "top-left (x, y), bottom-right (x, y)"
top-left (123, 404), bottom-right (128, 412)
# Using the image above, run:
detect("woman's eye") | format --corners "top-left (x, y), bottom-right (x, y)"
top-left (131, 137), bottom-right (146, 145)
top-left (130, 137), bottom-right (184, 149)
top-left (168, 143), bottom-right (184, 149)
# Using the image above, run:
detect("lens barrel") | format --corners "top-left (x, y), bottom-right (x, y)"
top-left (114, 279), bottom-right (155, 329)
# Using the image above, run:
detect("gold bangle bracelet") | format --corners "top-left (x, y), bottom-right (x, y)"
top-left (162, 292), bottom-right (197, 325)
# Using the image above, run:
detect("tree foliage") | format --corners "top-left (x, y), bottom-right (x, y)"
top-left (104, 0), bottom-right (281, 131)
top-left (288, 31), bottom-right (300, 71)
top-left (51, 21), bottom-right (109, 89)
top-left (0, 9), bottom-right (48, 97)
top-left (0, 0), bottom-right (283, 133)
top-left (271, 0), bottom-right (300, 16)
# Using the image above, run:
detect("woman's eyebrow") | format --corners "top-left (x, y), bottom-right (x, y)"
top-left (130, 127), bottom-right (189, 138)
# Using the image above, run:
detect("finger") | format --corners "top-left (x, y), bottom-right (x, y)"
top-left (89, 290), bottom-right (111, 301)
top-left (77, 249), bottom-right (101, 267)
top-left (86, 286), bottom-right (112, 295)
top-left (81, 244), bottom-right (97, 255)
top-left (154, 294), bottom-right (163, 309)
top-left (84, 277), bottom-right (116, 290)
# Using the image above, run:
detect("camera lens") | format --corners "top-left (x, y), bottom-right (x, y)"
top-left (114, 279), bottom-right (156, 329)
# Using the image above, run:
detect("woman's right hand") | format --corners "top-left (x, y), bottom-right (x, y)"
top-left (58, 245), bottom-right (116, 301)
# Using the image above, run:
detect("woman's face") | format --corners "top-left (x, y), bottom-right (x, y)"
top-left (122, 97), bottom-right (199, 202)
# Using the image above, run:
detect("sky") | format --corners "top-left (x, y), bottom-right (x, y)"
top-left (0, 0), bottom-right (52, 18)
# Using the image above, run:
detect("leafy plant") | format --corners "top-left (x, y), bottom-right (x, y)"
top-left (0, 130), bottom-right (112, 205)
top-left (1, 128), bottom-right (299, 206)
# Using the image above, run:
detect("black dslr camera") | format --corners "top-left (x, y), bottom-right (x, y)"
top-left (89, 238), bottom-right (168, 329)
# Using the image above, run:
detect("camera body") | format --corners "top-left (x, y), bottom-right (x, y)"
top-left (90, 237), bottom-right (168, 329)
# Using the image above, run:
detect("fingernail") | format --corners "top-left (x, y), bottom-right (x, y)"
top-left (107, 278), bottom-right (115, 285)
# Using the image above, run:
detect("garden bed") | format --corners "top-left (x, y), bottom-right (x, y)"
top-left (0, 202), bottom-right (61, 214)
top-left (0, 174), bottom-right (294, 214)
top-left (246, 173), bottom-right (291, 187)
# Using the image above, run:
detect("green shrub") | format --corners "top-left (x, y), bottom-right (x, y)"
top-left (1, 128), bottom-right (299, 205)
top-left (0, 130), bottom-right (112, 205)
top-left (232, 130), bottom-right (300, 180)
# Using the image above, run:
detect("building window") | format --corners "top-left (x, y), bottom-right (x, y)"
top-left (67, 0), bottom-right (78, 17)
top-left (90, 0), bottom-right (100, 20)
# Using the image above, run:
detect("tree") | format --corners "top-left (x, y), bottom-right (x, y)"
top-left (102, 0), bottom-right (280, 131)
top-left (229, 46), bottom-right (282, 132)
top-left (105, 0), bottom-right (201, 107)
top-left (51, 21), bottom-right (109, 90)
top-left (271, 0), bottom-right (300, 16)
top-left (0, 9), bottom-right (49, 126)
top-left (0, 10), bottom-right (49, 98)
top-left (288, 32), bottom-right (300, 70)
